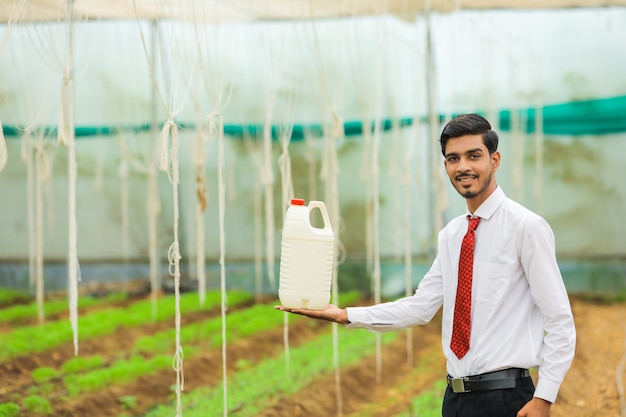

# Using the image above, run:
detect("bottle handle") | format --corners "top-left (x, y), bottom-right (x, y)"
top-left (308, 201), bottom-right (333, 232)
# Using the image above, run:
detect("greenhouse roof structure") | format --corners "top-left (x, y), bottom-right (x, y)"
top-left (2, 0), bottom-right (626, 23)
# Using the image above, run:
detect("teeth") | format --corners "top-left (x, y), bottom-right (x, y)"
top-left (459, 177), bottom-right (474, 182)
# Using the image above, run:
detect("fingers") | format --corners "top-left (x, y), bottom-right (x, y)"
top-left (274, 305), bottom-right (307, 315)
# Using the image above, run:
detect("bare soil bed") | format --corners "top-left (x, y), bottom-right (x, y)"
top-left (0, 288), bottom-right (624, 417)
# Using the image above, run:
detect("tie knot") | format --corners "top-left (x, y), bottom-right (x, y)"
top-left (467, 215), bottom-right (480, 232)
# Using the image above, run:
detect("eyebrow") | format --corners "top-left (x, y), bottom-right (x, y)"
top-left (445, 148), bottom-right (484, 158)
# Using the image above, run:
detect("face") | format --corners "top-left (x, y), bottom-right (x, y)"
top-left (443, 134), bottom-right (500, 211)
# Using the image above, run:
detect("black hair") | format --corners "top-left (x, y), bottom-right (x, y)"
top-left (439, 113), bottom-right (499, 156)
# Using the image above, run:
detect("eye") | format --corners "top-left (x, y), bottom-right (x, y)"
top-left (470, 153), bottom-right (481, 160)
top-left (446, 156), bottom-right (458, 162)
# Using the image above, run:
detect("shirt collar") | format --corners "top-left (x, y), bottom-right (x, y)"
top-left (465, 186), bottom-right (505, 220)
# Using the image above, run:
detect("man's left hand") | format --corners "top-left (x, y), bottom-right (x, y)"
top-left (517, 397), bottom-right (552, 417)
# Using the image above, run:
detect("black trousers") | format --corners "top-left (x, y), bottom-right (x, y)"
top-left (442, 377), bottom-right (535, 417)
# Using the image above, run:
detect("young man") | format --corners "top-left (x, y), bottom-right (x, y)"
top-left (275, 114), bottom-right (576, 417)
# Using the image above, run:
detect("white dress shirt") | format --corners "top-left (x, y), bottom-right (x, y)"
top-left (346, 186), bottom-right (576, 403)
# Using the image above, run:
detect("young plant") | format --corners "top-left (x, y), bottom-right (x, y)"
top-left (31, 367), bottom-right (60, 384)
top-left (0, 402), bottom-right (20, 417)
top-left (0, 290), bottom-right (253, 362)
top-left (118, 395), bottom-right (138, 410)
top-left (22, 395), bottom-right (53, 415)
top-left (144, 323), bottom-right (399, 416)
top-left (61, 355), bottom-right (106, 373)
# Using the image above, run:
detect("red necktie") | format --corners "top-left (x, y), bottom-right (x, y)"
top-left (450, 215), bottom-right (480, 359)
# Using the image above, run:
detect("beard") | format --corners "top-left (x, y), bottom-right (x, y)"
top-left (455, 172), bottom-right (493, 199)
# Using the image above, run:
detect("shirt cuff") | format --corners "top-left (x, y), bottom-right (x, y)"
top-left (534, 378), bottom-right (560, 404)
top-left (345, 306), bottom-right (367, 328)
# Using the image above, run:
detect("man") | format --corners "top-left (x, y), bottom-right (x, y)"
top-left (275, 114), bottom-right (576, 417)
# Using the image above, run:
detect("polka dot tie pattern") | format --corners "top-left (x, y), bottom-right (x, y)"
top-left (450, 215), bottom-right (480, 359)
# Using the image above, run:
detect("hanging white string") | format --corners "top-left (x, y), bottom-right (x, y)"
top-left (533, 62), bottom-right (544, 215)
top-left (271, 18), bottom-right (299, 378)
top-left (204, 111), bottom-right (228, 417)
top-left (371, 116), bottom-right (382, 384)
top-left (22, 133), bottom-right (36, 294)
top-left (21, 132), bottom-right (46, 323)
top-left (193, 105), bottom-right (208, 307)
top-left (147, 20), bottom-right (162, 322)
top-left (278, 123), bottom-right (294, 379)
top-left (0, 0), bottom-right (27, 57)
top-left (261, 114), bottom-right (276, 291)
top-left (403, 119), bottom-right (418, 366)
top-left (304, 130), bottom-right (318, 201)
top-left (190, 8), bottom-right (238, 415)
top-left (323, 110), bottom-right (344, 417)
top-left (118, 137), bottom-right (130, 260)
top-left (389, 122), bottom-right (403, 261)
top-left (243, 134), bottom-right (265, 302)
top-left (510, 109), bottom-right (525, 204)
top-left (158, 119), bottom-right (185, 417)
top-left (258, 19), bottom-right (279, 294)
top-left (309, 7), bottom-right (350, 403)
top-left (56, 1), bottom-right (80, 356)
top-left (147, 164), bottom-right (161, 320)
top-left (349, 11), bottom-right (387, 383)
top-left (34, 137), bottom-right (51, 325)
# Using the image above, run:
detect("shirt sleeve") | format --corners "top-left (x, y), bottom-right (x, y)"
top-left (346, 254), bottom-right (444, 332)
top-left (520, 215), bottom-right (576, 403)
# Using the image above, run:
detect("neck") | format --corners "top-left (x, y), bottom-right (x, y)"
top-left (466, 182), bottom-right (498, 213)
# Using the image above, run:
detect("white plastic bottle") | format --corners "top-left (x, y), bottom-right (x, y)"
top-left (278, 198), bottom-right (334, 310)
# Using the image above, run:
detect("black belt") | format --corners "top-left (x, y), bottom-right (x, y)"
top-left (447, 368), bottom-right (531, 393)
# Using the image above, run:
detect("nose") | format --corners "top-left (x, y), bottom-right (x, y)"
top-left (457, 156), bottom-right (471, 172)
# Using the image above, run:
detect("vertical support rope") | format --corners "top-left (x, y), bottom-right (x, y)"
top-left (534, 95), bottom-right (544, 215)
top-left (511, 109), bottom-right (525, 204)
top-left (404, 123), bottom-right (417, 366)
top-left (119, 162), bottom-right (130, 258)
top-left (424, 4), bottom-right (446, 249)
top-left (243, 135), bottom-right (264, 303)
top-left (323, 110), bottom-right (344, 417)
top-left (209, 113), bottom-right (229, 417)
top-left (23, 133), bottom-right (51, 324)
top-left (148, 19), bottom-right (161, 321)
top-left (305, 8), bottom-right (347, 415)
top-left (118, 136), bottom-right (130, 260)
top-left (34, 139), bottom-right (49, 325)
top-left (371, 118), bottom-right (382, 384)
top-left (58, 0), bottom-right (80, 355)
top-left (304, 131), bottom-right (318, 201)
top-left (360, 121), bottom-right (373, 277)
top-left (278, 123), bottom-right (295, 379)
top-left (158, 119), bottom-right (185, 417)
top-left (22, 134), bottom-right (36, 294)
top-left (194, 108), bottom-right (208, 307)
top-left (261, 116), bottom-right (276, 290)
top-left (253, 176), bottom-right (263, 302)
top-left (148, 165), bottom-right (161, 320)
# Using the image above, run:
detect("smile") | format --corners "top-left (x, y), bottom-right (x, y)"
top-left (456, 175), bottom-right (477, 182)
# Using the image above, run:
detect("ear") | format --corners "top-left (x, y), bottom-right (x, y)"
top-left (491, 151), bottom-right (501, 170)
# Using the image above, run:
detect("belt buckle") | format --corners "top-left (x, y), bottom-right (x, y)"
top-left (448, 376), bottom-right (469, 393)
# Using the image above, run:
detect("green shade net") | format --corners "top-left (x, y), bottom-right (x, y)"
top-left (498, 95), bottom-right (626, 135)
top-left (3, 95), bottom-right (626, 140)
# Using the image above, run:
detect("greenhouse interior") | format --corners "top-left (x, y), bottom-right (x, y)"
top-left (0, 1), bottom-right (625, 417)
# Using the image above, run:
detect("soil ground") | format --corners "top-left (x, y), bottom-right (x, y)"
top-left (1, 288), bottom-right (625, 417)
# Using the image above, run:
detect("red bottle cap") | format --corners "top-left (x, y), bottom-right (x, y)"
top-left (291, 198), bottom-right (305, 206)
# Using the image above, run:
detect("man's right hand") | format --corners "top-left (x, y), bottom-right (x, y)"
top-left (274, 304), bottom-right (350, 324)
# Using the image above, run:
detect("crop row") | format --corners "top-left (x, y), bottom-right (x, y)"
top-left (0, 291), bottom-right (361, 416)
top-left (0, 289), bottom-right (253, 361)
